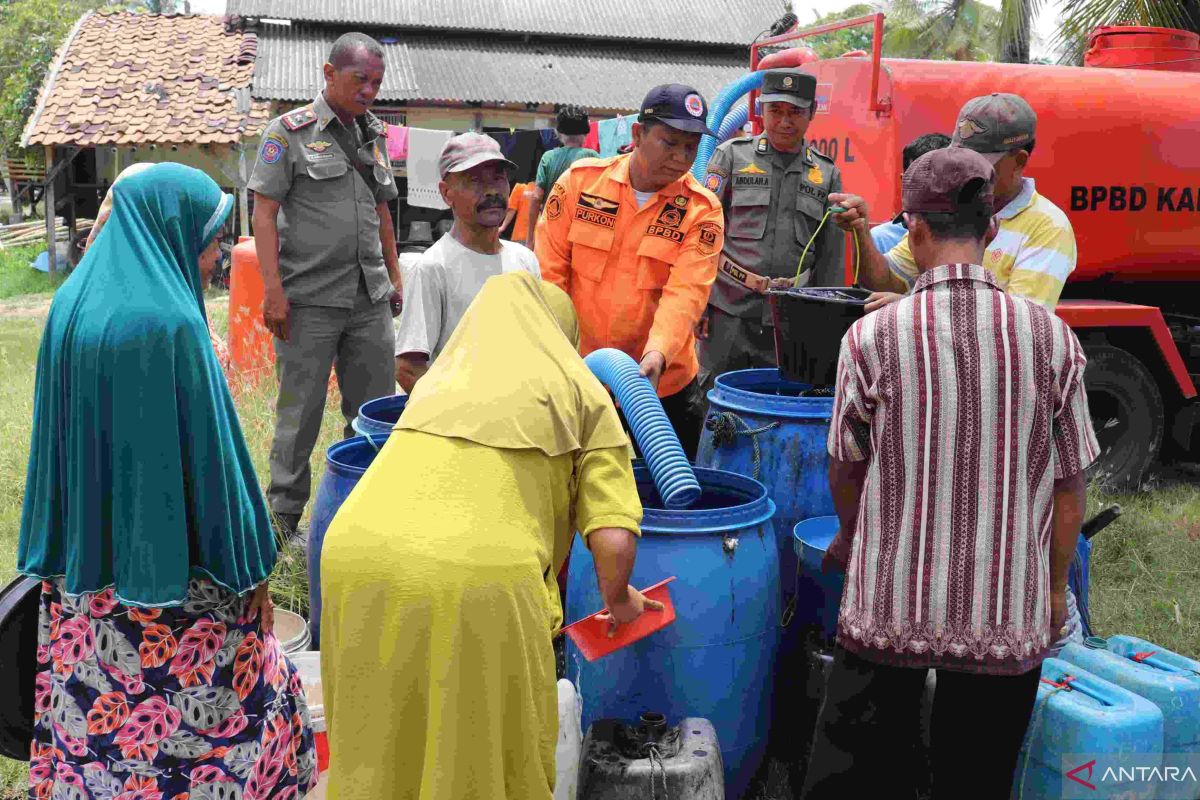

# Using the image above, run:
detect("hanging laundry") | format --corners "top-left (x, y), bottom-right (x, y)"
top-left (584, 120), bottom-right (600, 153)
top-left (407, 128), bottom-right (453, 210)
top-left (386, 124), bottom-right (409, 161)
top-left (598, 114), bottom-right (637, 157)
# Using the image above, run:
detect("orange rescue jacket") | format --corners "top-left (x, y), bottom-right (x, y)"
top-left (535, 155), bottom-right (724, 397)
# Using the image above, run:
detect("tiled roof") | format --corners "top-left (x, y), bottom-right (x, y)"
top-left (23, 12), bottom-right (271, 147)
top-left (252, 26), bottom-right (749, 112)
top-left (227, 0), bottom-right (787, 48)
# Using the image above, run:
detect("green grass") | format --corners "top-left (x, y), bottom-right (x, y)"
top-left (0, 289), bottom-right (1197, 799)
top-left (0, 246), bottom-right (60, 300)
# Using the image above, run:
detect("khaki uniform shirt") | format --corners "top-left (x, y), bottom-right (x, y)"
top-left (703, 135), bottom-right (842, 324)
top-left (248, 93), bottom-right (399, 309)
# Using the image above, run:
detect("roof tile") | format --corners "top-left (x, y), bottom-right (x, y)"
top-left (25, 11), bottom-right (270, 148)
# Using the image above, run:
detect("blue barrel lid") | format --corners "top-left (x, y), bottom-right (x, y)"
top-left (635, 465), bottom-right (775, 535)
top-left (324, 434), bottom-right (391, 477)
top-left (708, 368), bottom-right (833, 420)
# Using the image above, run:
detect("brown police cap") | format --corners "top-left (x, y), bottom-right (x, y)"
top-left (902, 148), bottom-right (996, 214)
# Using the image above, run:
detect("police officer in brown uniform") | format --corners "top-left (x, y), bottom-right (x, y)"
top-left (248, 32), bottom-right (402, 540)
top-left (698, 69), bottom-right (844, 389)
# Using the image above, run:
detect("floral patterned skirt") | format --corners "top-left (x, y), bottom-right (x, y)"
top-left (29, 577), bottom-right (318, 800)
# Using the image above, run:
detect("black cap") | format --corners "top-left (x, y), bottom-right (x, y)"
top-left (638, 84), bottom-right (718, 138)
top-left (556, 104), bottom-right (590, 136)
top-left (760, 69), bottom-right (816, 108)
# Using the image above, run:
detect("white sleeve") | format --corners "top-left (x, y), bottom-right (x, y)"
top-left (394, 258), bottom-right (443, 357)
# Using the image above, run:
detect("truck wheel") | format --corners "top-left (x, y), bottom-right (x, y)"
top-left (1083, 345), bottom-right (1163, 491)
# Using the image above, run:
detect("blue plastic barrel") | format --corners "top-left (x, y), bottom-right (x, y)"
top-left (697, 369), bottom-right (834, 638)
top-left (1014, 657), bottom-right (1164, 799)
top-left (352, 393), bottom-right (408, 436)
top-left (307, 434), bottom-right (390, 648)
top-left (565, 465), bottom-right (779, 800)
top-left (1061, 636), bottom-right (1200, 799)
top-left (792, 517), bottom-right (845, 640)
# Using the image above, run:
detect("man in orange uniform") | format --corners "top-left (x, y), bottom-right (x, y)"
top-left (536, 84), bottom-right (724, 459)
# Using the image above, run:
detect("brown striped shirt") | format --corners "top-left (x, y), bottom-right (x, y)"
top-left (827, 264), bottom-right (1099, 675)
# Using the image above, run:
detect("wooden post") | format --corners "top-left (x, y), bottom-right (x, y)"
top-left (238, 146), bottom-right (250, 236)
top-left (44, 146), bottom-right (56, 275)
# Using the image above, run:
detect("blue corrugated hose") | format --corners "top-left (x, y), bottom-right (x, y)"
top-left (692, 71), bottom-right (766, 180)
top-left (583, 348), bottom-right (701, 509)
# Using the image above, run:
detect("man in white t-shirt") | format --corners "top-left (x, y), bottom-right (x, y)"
top-left (395, 132), bottom-right (541, 391)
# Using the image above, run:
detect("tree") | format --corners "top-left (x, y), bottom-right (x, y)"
top-left (884, 0), bottom-right (1002, 61)
top-left (803, 4), bottom-right (878, 60)
top-left (1051, 0), bottom-right (1200, 62)
top-left (0, 0), bottom-right (111, 156)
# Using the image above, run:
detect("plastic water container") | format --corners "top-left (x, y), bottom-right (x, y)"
top-left (557, 679), bottom-right (582, 800)
top-left (1061, 636), bottom-right (1200, 799)
top-left (289, 652), bottom-right (328, 777)
top-left (566, 465), bottom-right (779, 799)
top-left (577, 713), bottom-right (723, 800)
top-left (307, 434), bottom-right (390, 648)
top-left (697, 369), bottom-right (834, 651)
top-left (793, 517), bottom-right (845, 640)
top-left (274, 608), bottom-right (311, 655)
top-left (1013, 657), bottom-right (1164, 799)
top-left (352, 393), bottom-right (408, 437)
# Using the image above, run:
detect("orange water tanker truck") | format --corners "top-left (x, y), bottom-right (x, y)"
top-left (738, 15), bottom-right (1200, 488)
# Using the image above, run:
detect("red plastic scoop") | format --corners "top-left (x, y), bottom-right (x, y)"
top-left (561, 577), bottom-right (677, 662)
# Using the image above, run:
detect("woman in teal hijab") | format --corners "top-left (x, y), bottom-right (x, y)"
top-left (18, 163), bottom-right (317, 798)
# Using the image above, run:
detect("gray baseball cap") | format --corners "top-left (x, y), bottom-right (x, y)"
top-left (438, 132), bottom-right (516, 179)
top-left (950, 93), bottom-right (1037, 164)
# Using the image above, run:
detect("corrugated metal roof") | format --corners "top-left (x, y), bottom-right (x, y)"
top-left (228, 0), bottom-right (785, 47)
top-left (253, 23), bottom-right (419, 102)
top-left (251, 26), bottom-right (749, 110)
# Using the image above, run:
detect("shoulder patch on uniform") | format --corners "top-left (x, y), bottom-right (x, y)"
top-left (281, 106), bottom-right (317, 131)
top-left (259, 135), bottom-right (285, 164)
top-left (697, 222), bottom-right (720, 256)
top-left (703, 170), bottom-right (727, 195)
top-left (756, 137), bottom-right (769, 154)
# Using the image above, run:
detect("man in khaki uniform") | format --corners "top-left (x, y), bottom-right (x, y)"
top-left (698, 69), bottom-right (844, 389)
top-left (249, 32), bottom-right (402, 540)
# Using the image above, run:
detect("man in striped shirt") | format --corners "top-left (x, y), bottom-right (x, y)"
top-left (833, 92), bottom-right (1077, 312)
top-left (802, 148), bottom-right (1098, 799)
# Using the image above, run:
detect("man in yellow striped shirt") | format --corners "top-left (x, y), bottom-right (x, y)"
top-left (832, 93), bottom-right (1076, 311)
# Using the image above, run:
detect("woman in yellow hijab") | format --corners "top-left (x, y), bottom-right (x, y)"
top-left (319, 272), bottom-right (657, 800)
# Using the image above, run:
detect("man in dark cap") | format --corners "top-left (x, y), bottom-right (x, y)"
top-left (698, 69), bottom-right (847, 389)
top-left (536, 84), bottom-right (725, 458)
top-left (803, 147), bottom-right (1097, 799)
top-left (526, 105), bottom-right (600, 247)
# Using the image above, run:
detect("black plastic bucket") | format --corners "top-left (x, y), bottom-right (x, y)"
top-left (768, 287), bottom-right (871, 386)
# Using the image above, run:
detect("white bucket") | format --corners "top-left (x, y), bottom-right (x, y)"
top-left (275, 609), bottom-right (311, 655)
top-left (289, 650), bottom-right (329, 797)
top-left (555, 679), bottom-right (581, 800)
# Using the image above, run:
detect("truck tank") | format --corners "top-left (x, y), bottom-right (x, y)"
top-left (798, 54), bottom-right (1200, 285)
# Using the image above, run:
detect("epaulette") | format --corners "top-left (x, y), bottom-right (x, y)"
top-left (281, 106), bottom-right (318, 132)
top-left (807, 145), bottom-right (835, 163)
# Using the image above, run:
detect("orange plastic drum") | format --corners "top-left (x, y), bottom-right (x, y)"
top-left (228, 237), bottom-right (275, 376)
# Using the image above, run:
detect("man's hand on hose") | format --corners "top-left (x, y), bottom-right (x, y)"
top-left (639, 351), bottom-right (667, 391)
top-left (595, 585), bottom-right (665, 638)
